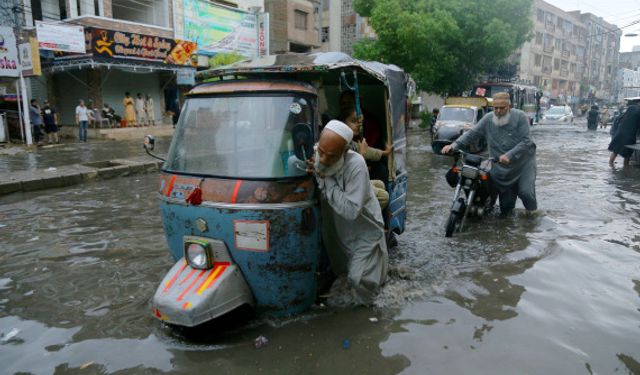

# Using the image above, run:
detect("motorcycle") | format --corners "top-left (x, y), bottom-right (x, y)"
top-left (444, 151), bottom-right (497, 237)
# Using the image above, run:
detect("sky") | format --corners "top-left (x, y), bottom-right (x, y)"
top-left (545, 0), bottom-right (640, 52)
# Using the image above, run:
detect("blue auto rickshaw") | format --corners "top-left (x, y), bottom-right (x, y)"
top-left (146, 52), bottom-right (410, 327)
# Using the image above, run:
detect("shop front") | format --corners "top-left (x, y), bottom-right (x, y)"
top-left (43, 26), bottom-right (196, 126)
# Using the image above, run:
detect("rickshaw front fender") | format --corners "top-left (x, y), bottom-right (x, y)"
top-left (152, 259), bottom-right (255, 327)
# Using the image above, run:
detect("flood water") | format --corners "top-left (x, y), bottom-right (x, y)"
top-left (1, 123), bottom-right (639, 374)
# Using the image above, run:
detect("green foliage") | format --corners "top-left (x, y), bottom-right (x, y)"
top-left (353, 0), bottom-right (533, 95)
top-left (208, 53), bottom-right (245, 68)
top-left (419, 110), bottom-right (431, 129)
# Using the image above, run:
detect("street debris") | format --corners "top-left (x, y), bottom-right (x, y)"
top-left (254, 335), bottom-right (269, 349)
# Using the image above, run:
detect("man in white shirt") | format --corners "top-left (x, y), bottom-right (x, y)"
top-left (136, 93), bottom-right (147, 126)
top-left (75, 99), bottom-right (90, 142)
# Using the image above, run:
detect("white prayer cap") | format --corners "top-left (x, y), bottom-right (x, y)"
top-left (324, 120), bottom-right (353, 143)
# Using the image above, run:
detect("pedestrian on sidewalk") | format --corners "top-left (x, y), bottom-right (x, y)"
top-left (29, 99), bottom-right (44, 145)
top-left (42, 100), bottom-right (59, 144)
top-left (135, 93), bottom-right (147, 126)
top-left (145, 94), bottom-right (155, 126)
top-left (76, 99), bottom-right (90, 142)
top-left (123, 92), bottom-right (136, 127)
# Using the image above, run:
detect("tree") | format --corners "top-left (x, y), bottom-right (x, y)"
top-left (353, 0), bottom-right (533, 95)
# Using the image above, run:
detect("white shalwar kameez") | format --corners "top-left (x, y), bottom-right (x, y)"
top-left (317, 149), bottom-right (389, 304)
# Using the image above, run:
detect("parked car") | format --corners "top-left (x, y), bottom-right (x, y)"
top-left (541, 105), bottom-right (574, 123)
top-left (431, 97), bottom-right (489, 154)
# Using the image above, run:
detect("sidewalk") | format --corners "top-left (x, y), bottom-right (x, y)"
top-left (0, 126), bottom-right (174, 196)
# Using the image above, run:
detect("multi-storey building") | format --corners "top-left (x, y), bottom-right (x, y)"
top-left (569, 10), bottom-right (621, 102)
top-left (516, 0), bottom-right (587, 105)
top-left (338, 0), bottom-right (374, 55)
top-left (515, 0), bottom-right (620, 104)
top-left (619, 49), bottom-right (640, 70)
top-left (616, 68), bottom-right (640, 102)
top-left (264, 0), bottom-right (321, 53)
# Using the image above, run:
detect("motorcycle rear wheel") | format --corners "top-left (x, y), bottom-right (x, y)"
top-left (445, 211), bottom-right (462, 237)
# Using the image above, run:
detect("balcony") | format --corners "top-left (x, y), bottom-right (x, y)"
top-left (562, 50), bottom-right (570, 58)
top-left (543, 66), bottom-right (552, 74)
top-left (543, 45), bottom-right (554, 54)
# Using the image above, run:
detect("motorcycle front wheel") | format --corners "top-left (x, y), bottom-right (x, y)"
top-left (445, 210), bottom-right (462, 237)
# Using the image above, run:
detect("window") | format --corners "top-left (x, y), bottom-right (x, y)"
top-left (554, 58), bottom-right (560, 70)
top-left (537, 9), bottom-right (544, 22)
top-left (534, 54), bottom-right (542, 66)
top-left (321, 26), bottom-right (329, 43)
top-left (294, 9), bottom-right (308, 30)
top-left (112, 0), bottom-right (168, 27)
top-left (32, 0), bottom-right (43, 21)
top-left (535, 32), bottom-right (543, 45)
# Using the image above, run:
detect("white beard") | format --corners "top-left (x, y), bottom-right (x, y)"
top-left (314, 148), bottom-right (345, 178)
top-left (492, 111), bottom-right (511, 127)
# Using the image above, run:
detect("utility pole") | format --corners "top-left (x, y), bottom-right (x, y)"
top-left (11, 0), bottom-right (33, 145)
top-left (586, 25), bottom-right (593, 105)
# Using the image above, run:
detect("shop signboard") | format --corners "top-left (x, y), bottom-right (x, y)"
top-left (89, 29), bottom-right (197, 65)
top-left (19, 37), bottom-right (41, 76)
top-left (0, 26), bottom-right (19, 78)
top-left (182, 0), bottom-right (268, 58)
top-left (53, 27), bottom-right (197, 67)
top-left (177, 69), bottom-right (195, 85)
top-left (258, 13), bottom-right (269, 57)
top-left (36, 21), bottom-right (85, 53)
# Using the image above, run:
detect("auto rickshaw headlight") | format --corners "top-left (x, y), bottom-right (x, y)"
top-left (185, 240), bottom-right (213, 269)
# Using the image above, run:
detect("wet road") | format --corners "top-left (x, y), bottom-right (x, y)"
top-left (1, 122), bottom-right (639, 374)
top-left (0, 138), bottom-right (172, 174)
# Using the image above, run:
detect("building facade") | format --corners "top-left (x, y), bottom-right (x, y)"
top-left (0, 0), bottom-right (267, 127)
top-left (516, 0), bottom-right (620, 104)
top-left (264, 0), bottom-right (321, 54)
top-left (618, 50), bottom-right (640, 70)
top-left (616, 68), bottom-right (640, 102)
top-left (516, 0), bottom-right (586, 105)
top-left (570, 10), bottom-right (621, 102)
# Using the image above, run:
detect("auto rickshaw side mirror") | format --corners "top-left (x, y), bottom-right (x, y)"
top-left (143, 134), bottom-right (166, 162)
top-left (143, 134), bottom-right (155, 151)
top-left (291, 123), bottom-right (313, 161)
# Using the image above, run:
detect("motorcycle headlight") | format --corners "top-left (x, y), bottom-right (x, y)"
top-left (461, 166), bottom-right (479, 179)
top-left (184, 240), bottom-right (213, 269)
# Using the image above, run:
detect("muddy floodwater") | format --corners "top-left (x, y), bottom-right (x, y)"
top-left (1, 123), bottom-right (639, 374)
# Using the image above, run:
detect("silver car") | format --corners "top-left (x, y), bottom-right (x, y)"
top-left (542, 105), bottom-right (574, 123)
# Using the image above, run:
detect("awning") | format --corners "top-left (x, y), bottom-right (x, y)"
top-left (44, 57), bottom-right (195, 74)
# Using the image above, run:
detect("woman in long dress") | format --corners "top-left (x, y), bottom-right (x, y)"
top-left (123, 92), bottom-right (136, 127)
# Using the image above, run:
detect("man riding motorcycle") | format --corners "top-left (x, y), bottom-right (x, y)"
top-left (442, 92), bottom-right (537, 216)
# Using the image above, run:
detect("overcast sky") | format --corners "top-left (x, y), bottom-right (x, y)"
top-left (544, 0), bottom-right (640, 52)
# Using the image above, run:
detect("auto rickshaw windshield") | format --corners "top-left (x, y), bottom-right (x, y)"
top-left (439, 107), bottom-right (474, 122)
top-left (164, 94), bottom-right (314, 179)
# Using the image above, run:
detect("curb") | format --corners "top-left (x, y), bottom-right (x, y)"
top-left (0, 159), bottom-right (162, 196)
